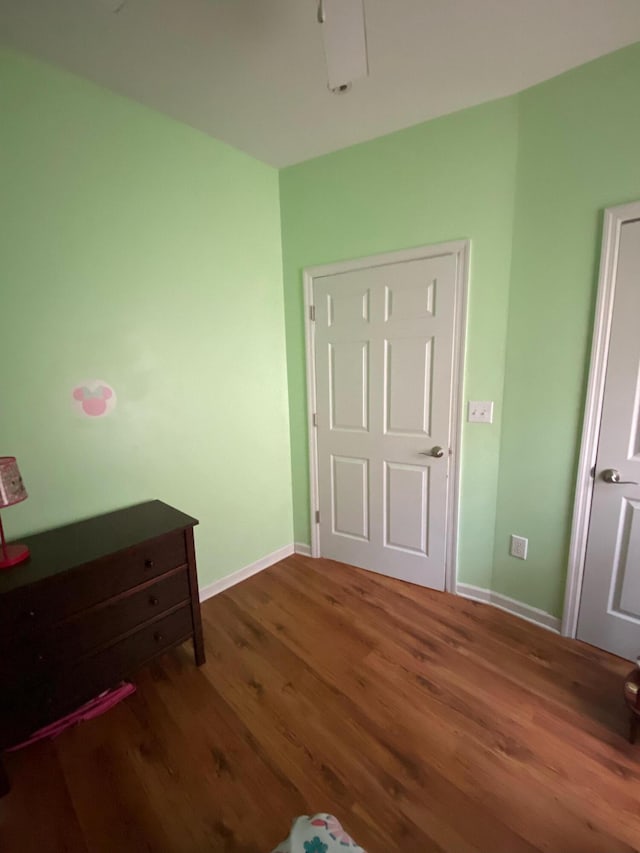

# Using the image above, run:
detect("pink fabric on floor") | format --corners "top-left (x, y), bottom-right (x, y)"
top-left (6, 682), bottom-right (136, 751)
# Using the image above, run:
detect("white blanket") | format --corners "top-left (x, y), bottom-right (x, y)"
top-left (272, 814), bottom-right (366, 853)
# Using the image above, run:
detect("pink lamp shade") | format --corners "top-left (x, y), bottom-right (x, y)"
top-left (0, 457), bottom-right (30, 569)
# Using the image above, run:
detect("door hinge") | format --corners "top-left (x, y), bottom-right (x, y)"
top-left (312, 412), bottom-right (317, 427)
top-left (309, 305), bottom-right (316, 322)
top-left (315, 510), bottom-right (320, 524)
top-left (590, 465), bottom-right (596, 479)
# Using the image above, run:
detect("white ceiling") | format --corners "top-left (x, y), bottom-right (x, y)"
top-left (3, 0), bottom-right (640, 167)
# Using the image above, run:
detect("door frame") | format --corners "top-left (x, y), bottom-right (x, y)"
top-left (303, 240), bottom-right (470, 593)
top-left (563, 201), bottom-right (640, 638)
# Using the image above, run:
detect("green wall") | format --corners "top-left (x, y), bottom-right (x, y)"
top-left (0, 50), bottom-right (293, 586)
top-left (280, 98), bottom-right (520, 589)
top-left (492, 44), bottom-right (640, 616)
top-left (280, 42), bottom-right (640, 615)
top-left (4, 42), bottom-right (640, 619)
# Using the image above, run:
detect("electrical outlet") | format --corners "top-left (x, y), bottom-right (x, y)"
top-left (510, 534), bottom-right (528, 560)
top-left (468, 401), bottom-right (494, 423)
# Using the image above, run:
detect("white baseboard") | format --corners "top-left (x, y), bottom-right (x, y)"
top-left (199, 544), bottom-right (294, 602)
top-left (456, 583), bottom-right (561, 633)
top-left (199, 549), bottom-right (560, 634)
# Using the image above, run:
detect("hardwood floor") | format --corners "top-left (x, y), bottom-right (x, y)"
top-left (1, 554), bottom-right (639, 852)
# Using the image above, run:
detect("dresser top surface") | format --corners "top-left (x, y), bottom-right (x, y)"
top-left (0, 500), bottom-right (198, 595)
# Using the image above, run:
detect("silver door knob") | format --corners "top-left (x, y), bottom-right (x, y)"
top-left (602, 468), bottom-right (639, 485)
top-left (420, 446), bottom-right (445, 458)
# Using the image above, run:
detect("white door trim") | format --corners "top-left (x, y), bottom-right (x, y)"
top-left (303, 240), bottom-right (470, 593)
top-left (563, 201), bottom-right (640, 638)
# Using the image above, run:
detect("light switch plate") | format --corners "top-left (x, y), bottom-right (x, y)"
top-left (468, 401), bottom-right (494, 423)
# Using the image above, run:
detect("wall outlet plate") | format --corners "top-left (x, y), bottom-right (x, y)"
top-left (468, 401), bottom-right (494, 423)
top-left (510, 534), bottom-right (528, 560)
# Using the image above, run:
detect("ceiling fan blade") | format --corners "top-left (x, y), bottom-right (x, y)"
top-left (320, 0), bottom-right (368, 90)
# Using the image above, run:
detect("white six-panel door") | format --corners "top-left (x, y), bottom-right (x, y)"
top-left (312, 251), bottom-right (461, 589)
top-left (578, 219), bottom-right (640, 659)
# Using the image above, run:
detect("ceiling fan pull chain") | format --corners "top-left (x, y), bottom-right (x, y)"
top-left (317, 0), bottom-right (326, 24)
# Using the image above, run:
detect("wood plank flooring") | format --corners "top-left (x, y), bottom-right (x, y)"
top-left (1, 554), bottom-right (639, 852)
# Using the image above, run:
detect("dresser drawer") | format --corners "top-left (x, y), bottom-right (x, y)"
top-left (55, 568), bottom-right (191, 661)
top-left (0, 605), bottom-right (193, 747)
top-left (0, 530), bottom-right (187, 641)
top-left (0, 569), bottom-right (191, 685)
top-left (52, 604), bottom-right (193, 714)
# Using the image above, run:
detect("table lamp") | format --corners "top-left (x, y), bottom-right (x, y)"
top-left (0, 457), bottom-right (30, 569)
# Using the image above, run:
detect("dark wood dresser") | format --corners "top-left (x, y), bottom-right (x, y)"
top-left (0, 500), bottom-right (204, 795)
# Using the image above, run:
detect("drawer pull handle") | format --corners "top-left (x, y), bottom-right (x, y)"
top-left (36, 653), bottom-right (45, 663)
top-left (27, 610), bottom-right (36, 619)
top-left (149, 596), bottom-right (160, 606)
top-left (144, 559), bottom-right (155, 569)
top-left (154, 632), bottom-right (164, 643)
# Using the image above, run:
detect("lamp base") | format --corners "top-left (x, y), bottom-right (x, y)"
top-left (0, 543), bottom-right (30, 569)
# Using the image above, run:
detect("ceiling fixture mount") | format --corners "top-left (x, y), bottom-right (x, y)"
top-left (316, 0), bottom-right (369, 93)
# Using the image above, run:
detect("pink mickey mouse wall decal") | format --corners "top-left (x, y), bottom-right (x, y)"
top-left (72, 381), bottom-right (116, 418)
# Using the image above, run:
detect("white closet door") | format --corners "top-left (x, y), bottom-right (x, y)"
top-left (314, 254), bottom-right (458, 589)
top-left (578, 220), bottom-right (640, 659)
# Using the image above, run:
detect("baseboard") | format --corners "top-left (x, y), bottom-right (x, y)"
top-left (456, 583), bottom-right (561, 633)
top-left (199, 544), bottom-right (294, 602)
top-left (199, 551), bottom-right (560, 632)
